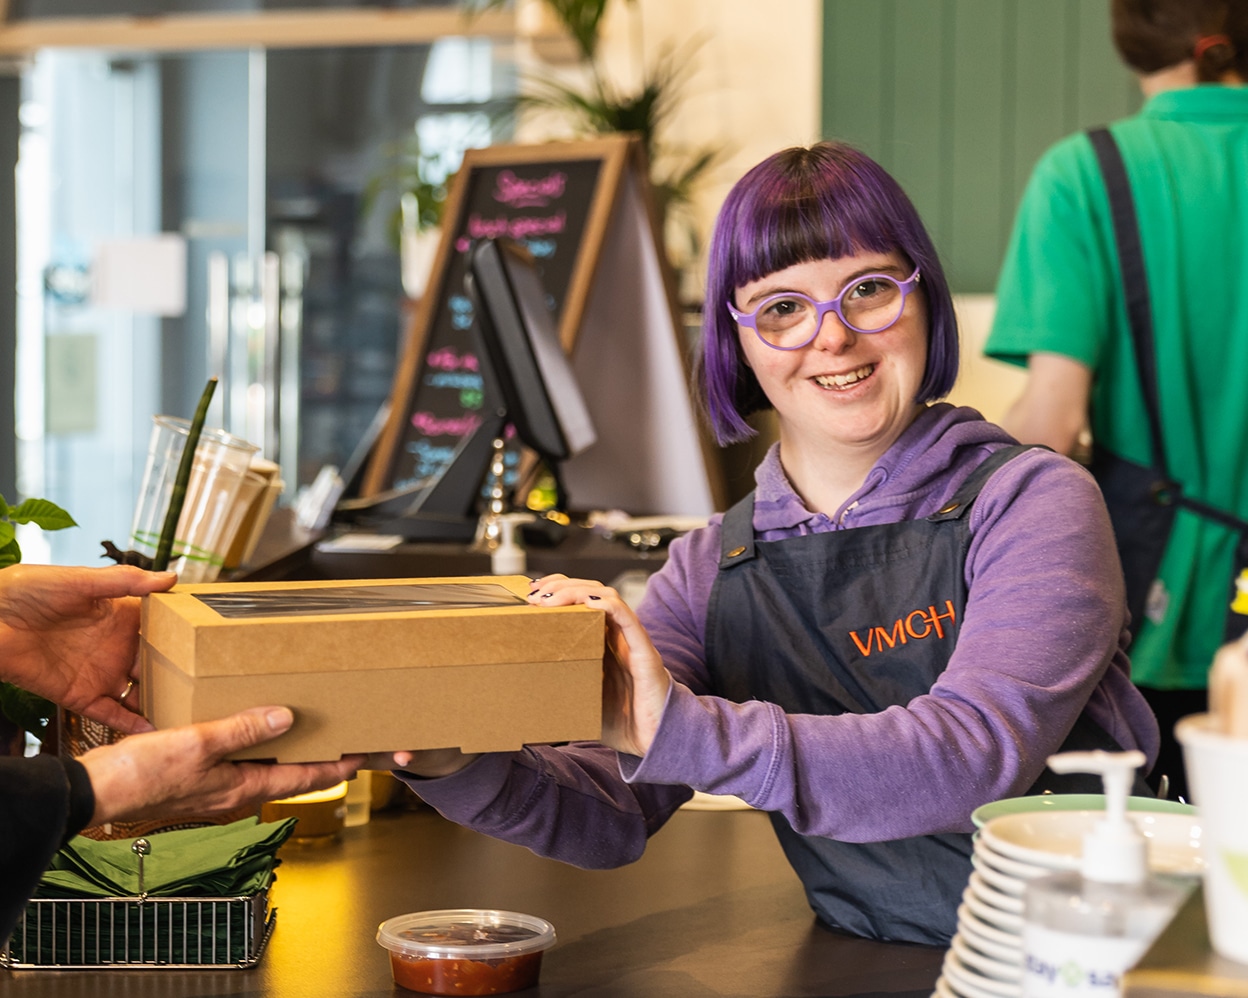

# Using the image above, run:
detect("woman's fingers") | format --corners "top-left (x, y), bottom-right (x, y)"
top-left (526, 576), bottom-right (670, 756)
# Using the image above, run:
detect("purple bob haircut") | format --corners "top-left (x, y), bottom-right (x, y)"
top-left (695, 142), bottom-right (959, 445)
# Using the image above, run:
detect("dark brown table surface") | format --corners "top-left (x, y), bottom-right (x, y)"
top-left (4, 805), bottom-right (945, 997)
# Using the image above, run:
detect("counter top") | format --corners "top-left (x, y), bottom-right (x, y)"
top-left (1125, 887), bottom-right (1248, 998)
top-left (233, 508), bottom-right (669, 587)
top-left (4, 805), bottom-right (945, 997)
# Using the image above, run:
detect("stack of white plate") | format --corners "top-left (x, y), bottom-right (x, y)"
top-left (931, 796), bottom-right (1201, 998)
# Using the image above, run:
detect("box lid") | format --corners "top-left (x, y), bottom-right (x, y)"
top-left (141, 575), bottom-right (605, 678)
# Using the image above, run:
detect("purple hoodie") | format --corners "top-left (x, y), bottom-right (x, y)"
top-left (403, 404), bottom-right (1159, 867)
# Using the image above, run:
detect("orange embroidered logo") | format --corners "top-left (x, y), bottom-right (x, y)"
top-left (848, 600), bottom-right (957, 657)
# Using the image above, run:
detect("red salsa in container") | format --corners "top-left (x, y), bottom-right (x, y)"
top-left (377, 909), bottom-right (556, 996)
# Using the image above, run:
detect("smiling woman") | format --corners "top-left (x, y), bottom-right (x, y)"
top-left (378, 140), bottom-right (1161, 949)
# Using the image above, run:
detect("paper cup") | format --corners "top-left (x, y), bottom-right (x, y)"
top-left (1176, 713), bottom-right (1248, 964)
top-left (222, 459), bottom-right (283, 570)
top-left (129, 414), bottom-right (258, 582)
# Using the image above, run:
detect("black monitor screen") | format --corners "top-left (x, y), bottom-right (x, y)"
top-left (466, 238), bottom-right (597, 462)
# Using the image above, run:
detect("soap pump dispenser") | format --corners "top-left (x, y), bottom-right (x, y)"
top-left (1021, 750), bottom-right (1190, 998)
top-left (490, 512), bottom-right (536, 576)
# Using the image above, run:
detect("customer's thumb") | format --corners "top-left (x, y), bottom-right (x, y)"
top-left (207, 706), bottom-right (294, 755)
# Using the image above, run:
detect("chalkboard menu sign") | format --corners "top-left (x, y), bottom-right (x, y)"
top-left (361, 134), bottom-right (725, 528)
top-left (364, 137), bottom-right (632, 501)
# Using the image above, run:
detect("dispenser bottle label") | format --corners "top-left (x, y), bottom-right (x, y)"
top-left (1023, 924), bottom-right (1147, 998)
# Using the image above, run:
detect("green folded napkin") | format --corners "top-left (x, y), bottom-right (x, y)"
top-left (35, 817), bottom-right (297, 898)
top-left (10, 818), bottom-right (297, 966)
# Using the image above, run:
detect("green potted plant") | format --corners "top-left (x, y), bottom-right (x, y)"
top-left (362, 129), bottom-right (454, 300)
top-left (463, 0), bottom-right (720, 272)
top-left (0, 493), bottom-right (77, 754)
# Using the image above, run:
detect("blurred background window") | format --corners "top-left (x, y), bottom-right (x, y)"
top-left (15, 34), bottom-right (516, 565)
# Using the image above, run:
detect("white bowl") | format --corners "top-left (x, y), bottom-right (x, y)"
top-left (971, 854), bottom-right (1025, 897)
top-left (943, 949), bottom-right (1019, 998)
top-left (981, 810), bottom-right (1203, 876)
top-left (951, 934), bottom-right (1022, 982)
top-left (961, 885), bottom-right (1023, 933)
top-left (956, 903), bottom-right (1022, 950)
top-left (972, 794), bottom-right (1196, 828)
top-left (973, 839), bottom-right (1050, 880)
top-left (957, 912), bottom-right (1022, 964)
top-left (968, 871), bottom-right (1025, 914)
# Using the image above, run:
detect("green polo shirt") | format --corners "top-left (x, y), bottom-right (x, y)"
top-left (986, 85), bottom-right (1248, 690)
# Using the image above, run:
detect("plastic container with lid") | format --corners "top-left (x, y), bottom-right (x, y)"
top-left (377, 908), bottom-right (556, 996)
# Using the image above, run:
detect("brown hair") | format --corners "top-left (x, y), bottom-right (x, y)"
top-left (1111, 0), bottom-right (1248, 80)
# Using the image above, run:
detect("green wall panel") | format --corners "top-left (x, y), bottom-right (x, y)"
top-left (821, 0), bottom-right (1142, 293)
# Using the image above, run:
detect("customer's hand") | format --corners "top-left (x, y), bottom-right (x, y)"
top-left (0, 563), bottom-right (177, 734)
top-left (528, 574), bottom-right (671, 758)
top-left (79, 706), bottom-right (363, 826)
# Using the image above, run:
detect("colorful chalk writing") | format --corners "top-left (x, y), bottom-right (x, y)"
top-left (425, 346), bottom-right (479, 372)
top-left (455, 212), bottom-right (567, 253)
top-left (409, 412), bottom-right (483, 438)
top-left (388, 154), bottom-right (606, 495)
top-left (493, 169), bottom-right (566, 207)
top-left (527, 238), bottom-right (556, 258)
top-left (405, 439), bottom-right (462, 480)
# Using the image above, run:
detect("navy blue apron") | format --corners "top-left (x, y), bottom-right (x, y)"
top-left (704, 445), bottom-right (1134, 945)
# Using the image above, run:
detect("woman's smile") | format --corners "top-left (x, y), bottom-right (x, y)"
top-left (813, 363), bottom-right (876, 390)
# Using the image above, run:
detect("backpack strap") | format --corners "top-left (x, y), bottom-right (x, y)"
top-left (1088, 127), bottom-right (1248, 534)
top-left (1087, 127), bottom-right (1169, 477)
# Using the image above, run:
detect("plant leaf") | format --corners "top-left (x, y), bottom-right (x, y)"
top-left (6, 497), bottom-right (77, 531)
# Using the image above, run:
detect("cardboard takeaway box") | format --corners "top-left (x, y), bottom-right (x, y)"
top-left (139, 575), bottom-right (605, 763)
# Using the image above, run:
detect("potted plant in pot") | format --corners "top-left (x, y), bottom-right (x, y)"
top-left (463, 0), bottom-right (721, 277)
top-left (0, 494), bottom-right (77, 755)
top-left (362, 130), bottom-right (452, 300)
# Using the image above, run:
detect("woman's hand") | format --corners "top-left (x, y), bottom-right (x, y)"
top-left (0, 564), bottom-right (178, 734)
top-left (528, 574), bottom-right (672, 758)
top-left (360, 748), bottom-right (479, 777)
top-left (79, 706), bottom-right (363, 826)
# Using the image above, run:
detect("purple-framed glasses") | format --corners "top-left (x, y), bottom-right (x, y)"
top-left (727, 267), bottom-right (921, 350)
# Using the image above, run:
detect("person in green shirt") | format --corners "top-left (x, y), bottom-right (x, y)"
top-left (984, 0), bottom-right (1248, 802)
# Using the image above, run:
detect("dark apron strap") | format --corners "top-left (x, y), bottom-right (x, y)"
top-left (718, 492), bottom-right (757, 569)
top-left (721, 443), bottom-right (1048, 566)
top-left (927, 444), bottom-right (1047, 522)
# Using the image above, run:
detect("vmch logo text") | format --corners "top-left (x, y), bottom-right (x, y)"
top-left (848, 600), bottom-right (957, 658)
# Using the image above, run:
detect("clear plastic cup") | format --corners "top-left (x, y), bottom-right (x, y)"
top-left (1175, 713), bottom-right (1248, 965)
top-left (376, 909), bottom-right (556, 995)
top-left (129, 414), bottom-right (258, 582)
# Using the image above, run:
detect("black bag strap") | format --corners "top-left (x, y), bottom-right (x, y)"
top-left (1087, 127), bottom-right (1170, 477)
top-left (1087, 127), bottom-right (1248, 535)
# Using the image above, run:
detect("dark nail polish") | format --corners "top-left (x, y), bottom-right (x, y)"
top-left (587, 594), bottom-right (602, 601)
top-left (540, 592), bottom-right (553, 599)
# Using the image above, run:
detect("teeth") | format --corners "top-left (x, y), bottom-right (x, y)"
top-left (814, 364), bottom-right (873, 388)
